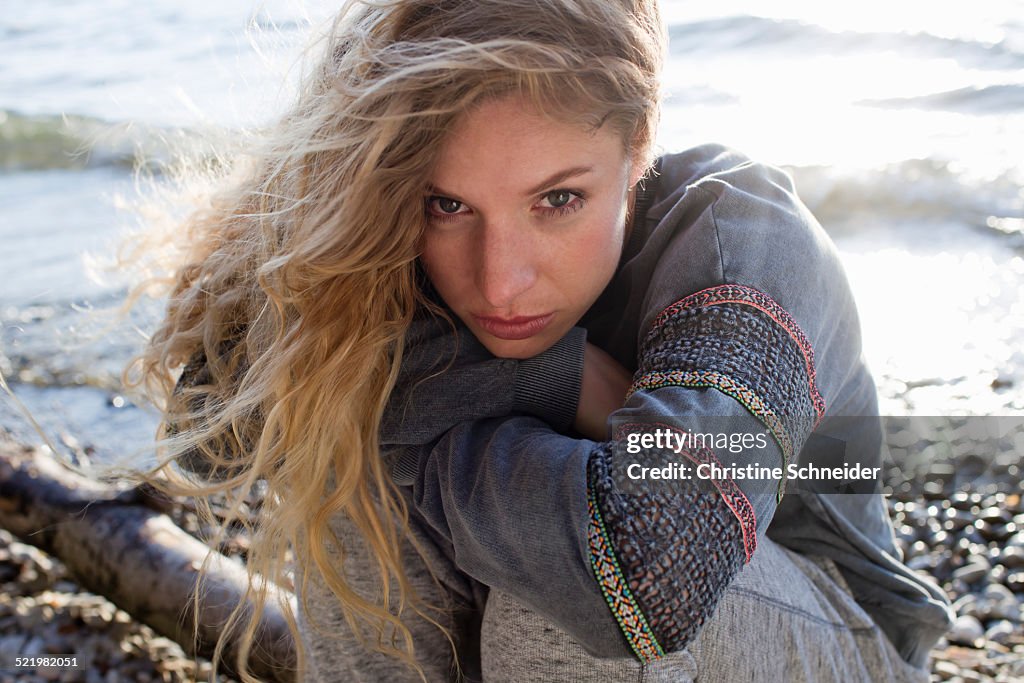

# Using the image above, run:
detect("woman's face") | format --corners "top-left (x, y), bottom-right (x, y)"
top-left (420, 95), bottom-right (642, 359)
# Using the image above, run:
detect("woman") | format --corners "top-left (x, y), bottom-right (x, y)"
top-left (128, 0), bottom-right (953, 681)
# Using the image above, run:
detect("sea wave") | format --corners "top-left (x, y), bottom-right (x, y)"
top-left (786, 159), bottom-right (1024, 235)
top-left (0, 110), bottom-right (212, 172)
top-left (858, 83), bottom-right (1024, 115)
top-left (668, 15), bottom-right (1024, 72)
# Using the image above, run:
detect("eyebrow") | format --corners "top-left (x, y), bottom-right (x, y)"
top-left (525, 165), bottom-right (594, 195)
top-left (427, 165), bottom-right (595, 200)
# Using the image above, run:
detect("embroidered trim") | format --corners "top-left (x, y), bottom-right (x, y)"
top-left (644, 284), bottom-right (826, 423)
top-left (587, 435), bottom-right (748, 656)
top-left (583, 284), bottom-right (825, 658)
top-left (586, 489), bottom-right (665, 663)
top-left (615, 422), bottom-right (758, 562)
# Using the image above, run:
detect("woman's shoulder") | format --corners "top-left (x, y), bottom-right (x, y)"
top-left (630, 143), bottom-right (865, 407)
top-left (642, 143), bottom-right (840, 296)
top-left (648, 144), bottom-right (806, 230)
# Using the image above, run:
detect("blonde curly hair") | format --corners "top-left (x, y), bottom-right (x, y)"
top-left (115, 0), bottom-right (665, 680)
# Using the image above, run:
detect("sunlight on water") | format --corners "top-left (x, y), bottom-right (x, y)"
top-left (662, 0), bottom-right (1024, 43)
top-left (840, 228), bottom-right (1024, 414)
top-left (1, 0), bottom-right (1021, 455)
top-left (658, 2), bottom-right (1024, 176)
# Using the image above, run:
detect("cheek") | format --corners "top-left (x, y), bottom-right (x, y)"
top-left (568, 208), bottom-right (626, 275)
top-left (420, 234), bottom-right (467, 299)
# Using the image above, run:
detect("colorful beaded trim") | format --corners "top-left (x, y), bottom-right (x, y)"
top-left (586, 488), bottom-right (665, 663)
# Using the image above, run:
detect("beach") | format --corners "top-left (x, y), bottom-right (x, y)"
top-left (2, 1), bottom-right (1023, 680)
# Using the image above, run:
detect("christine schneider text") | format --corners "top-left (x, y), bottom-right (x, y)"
top-left (623, 428), bottom-right (881, 482)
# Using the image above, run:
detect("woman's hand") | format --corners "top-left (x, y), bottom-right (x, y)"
top-left (573, 342), bottom-right (633, 441)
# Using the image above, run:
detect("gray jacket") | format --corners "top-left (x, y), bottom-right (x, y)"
top-left (381, 144), bottom-right (954, 668)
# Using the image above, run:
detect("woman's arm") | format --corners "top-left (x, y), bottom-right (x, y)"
top-left (382, 313), bottom-right (586, 449)
top-left (392, 283), bottom-right (819, 661)
top-left (385, 149), bottom-right (859, 661)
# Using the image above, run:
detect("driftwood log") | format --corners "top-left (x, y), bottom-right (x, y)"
top-left (0, 436), bottom-right (297, 683)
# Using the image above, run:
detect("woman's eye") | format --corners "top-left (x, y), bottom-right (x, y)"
top-left (437, 197), bottom-right (462, 213)
top-left (542, 190), bottom-right (574, 208)
top-left (537, 189), bottom-right (584, 215)
top-left (432, 197), bottom-right (464, 214)
top-left (426, 196), bottom-right (470, 221)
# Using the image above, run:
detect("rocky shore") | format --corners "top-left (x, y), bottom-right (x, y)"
top-left (0, 536), bottom-right (240, 683)
top-left (1, 417), bottom-right (1023, 682)
top-left (883, 416), bottom-right (1024, 681)
top-left (893, 489), bottom-right (1024, 682)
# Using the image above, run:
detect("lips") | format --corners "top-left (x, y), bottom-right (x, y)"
top-left (472, 312), bottom-right (555, 340)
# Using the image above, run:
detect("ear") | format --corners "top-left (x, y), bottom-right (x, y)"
top-left (626, 143), bottom-right (653, 187)
top-left (628, 157), bottom-right (648, 188)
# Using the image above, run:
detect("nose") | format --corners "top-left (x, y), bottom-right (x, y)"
top-left (475, 219), bottom-right (538, 310)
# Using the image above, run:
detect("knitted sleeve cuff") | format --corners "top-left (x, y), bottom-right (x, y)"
top-left (512, 326), bottom-right (587, 432)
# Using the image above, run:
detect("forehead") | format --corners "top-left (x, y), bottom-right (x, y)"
top-left (429, 95), bottom-right (628, 194)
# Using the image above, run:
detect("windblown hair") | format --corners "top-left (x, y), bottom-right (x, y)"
top-left (119, 0), bottom-right (665, 680)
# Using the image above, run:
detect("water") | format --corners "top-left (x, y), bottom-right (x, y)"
top-left (2, 1), bottom-right (1023, 461)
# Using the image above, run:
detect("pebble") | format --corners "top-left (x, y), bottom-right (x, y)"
top-left (1009, 658), bottom-right (1024, 677)
top-left (984, 620), bottom-right (1016, 645)
top-left (983, 583), bottom-right (1013, 601)
top-left (1000, 545), bottom-right (1024, 569)
top-left (948, 615), bottom-right (985, 649)
top-left (907, 539), bottom-right (930, 560)
top-left (908, 554), bottom-right (937, 572)
top-left (954, 560), bottom-right (992, 585)
top-left (0, 634), bottom-right (27, 660)
top-left (944, 508), bottom-right (973, 531)
top-left (22, 635), bottom-right (45, 657)
top-left (989, 599), bottom-right (1022, 622)
top-left (961, 526), bottom-right (988, 546)
top-left (979, 507), bottom-right (1011, 524)
top-left (953, 593), bottom-right (977, 615)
